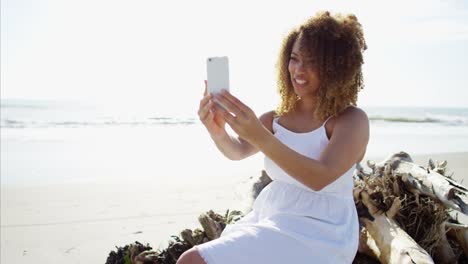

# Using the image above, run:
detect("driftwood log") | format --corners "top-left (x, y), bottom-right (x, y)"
top-left (368, 152), bottom-right (468, 214)
top-left (354, 190), bottom-right (434, 263)
top-left (106, 151), bottom-right (467, 264)
top-left (355, 151), bottom-right (468, 264)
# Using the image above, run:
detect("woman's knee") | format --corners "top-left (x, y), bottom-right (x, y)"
top-left (176, 247), bottom-right (207, 264)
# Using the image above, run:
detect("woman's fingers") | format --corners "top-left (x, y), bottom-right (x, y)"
top-left (198, 94), bottom-right (213, 120)
top-left (198, 107), bottom-right (209, 122)
top-left (199, 93), bottom-right (211, 109)
top-left (204, 80), bottom-right (208, 96)
top-left (212, 102), bottom-right (236, 126)
top-left (221, 90), bottom-right (251, 113)
top-left (213, 95), bottom-right (243, 117)
top-left (203, 109), bottom-right (214, 125)
top-left (199, 80), bottom-right (211, 120)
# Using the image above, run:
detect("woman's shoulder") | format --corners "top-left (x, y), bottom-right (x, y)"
top-left (325, 106), bottom-right (368, 139)
top-left (326, 106), bottom-right (368, 125)
top-left (259, 110), bottom-right (277, 133)
top-left (336, 106), bottom-right (368, 125)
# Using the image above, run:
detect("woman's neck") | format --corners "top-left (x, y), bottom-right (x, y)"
top-left (296, 98), bottom-right (318, 117)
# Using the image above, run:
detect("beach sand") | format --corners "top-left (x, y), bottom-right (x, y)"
top-left (1, 152), bottom-right (467, 263)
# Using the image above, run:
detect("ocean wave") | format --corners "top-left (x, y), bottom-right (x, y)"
top-left (1, 118), bottom-right (197, 128)
top-left (369, 115), bottom-right (468, 125)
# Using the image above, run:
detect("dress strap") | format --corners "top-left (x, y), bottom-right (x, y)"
top-left (272, 116), bottom-right (280, 133)
top-left (322, 116), bottom-right (334, 127)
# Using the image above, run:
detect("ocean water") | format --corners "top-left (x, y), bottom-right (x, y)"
top-left (1, 99), bottom-right (468, 186)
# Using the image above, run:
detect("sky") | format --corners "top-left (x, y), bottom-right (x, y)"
top-left (1, 0), bottom-right (468, 116)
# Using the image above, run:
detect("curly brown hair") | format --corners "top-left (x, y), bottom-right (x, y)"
top-left (275, 11), bottom-right (367, 120)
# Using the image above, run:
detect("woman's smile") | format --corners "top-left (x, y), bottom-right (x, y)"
top-left (293, 78), bottom-right (307, 91)
top-left (294, 78), bottom-right (307, 85)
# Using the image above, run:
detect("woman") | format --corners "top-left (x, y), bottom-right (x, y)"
top-left (179, 11), bottom-right (369, 264)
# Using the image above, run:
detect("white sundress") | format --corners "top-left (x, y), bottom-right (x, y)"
top-left (195, 116), bottom-right (359, 264)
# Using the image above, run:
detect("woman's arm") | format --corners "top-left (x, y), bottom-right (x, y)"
top-left (212, 90), bottom-right (369, 191)
top-left (210, 111), bottom-right (275, 161)
top-left (199, 80), bottom-right (275, 160)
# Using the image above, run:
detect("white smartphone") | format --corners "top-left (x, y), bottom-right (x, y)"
top-left (206, 56), bottom-right (230, 95)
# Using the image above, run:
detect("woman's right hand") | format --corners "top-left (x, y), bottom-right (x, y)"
top-left (198, 80), bottom-right (227, 138)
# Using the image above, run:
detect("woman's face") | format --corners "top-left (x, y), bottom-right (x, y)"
top-left (288, 37), bottom-right (321, 98)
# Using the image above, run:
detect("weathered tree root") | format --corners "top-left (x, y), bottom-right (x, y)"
top-left (355, 151), bottom-right (468, 263)
top-left (105, 241), bottom-right (153, 264)
top-left (361, 191), bottom-right (435, 263)
top-left (105, 209), bottom-right (243, 264)
top-left (372, 152), bottom-right (468, 215)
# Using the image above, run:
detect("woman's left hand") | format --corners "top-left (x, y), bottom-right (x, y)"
top-left (211, 90), bottom-right (268, 146)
